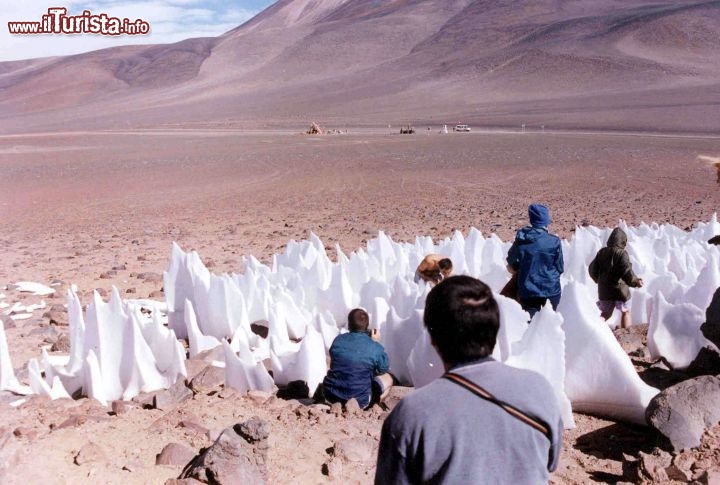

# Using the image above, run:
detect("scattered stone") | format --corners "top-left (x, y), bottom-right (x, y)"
top-left (43, 305), bottom-right (69, 327)
top-left (153, 381), bottom-right (193, 411)
top-left (125, 287), bottom-right (137, 294)
top-left (50, 333), bottom-right (71, 352)
top-left (646, 375), bottom-right (720, 451)
top-left (99, 270), bottom-right (117, 279)
top-left (250, 321), bottom-right (269, 339)
top-left (247, 390), bottom-right (272, 405)
top-left (179, 417), bottom-right (269, 484)
top-left (637, 449), bottom-right (672, 482)
top-left (132, 391), bottom-right (159, 408)
top-left (667, 453), bottom-right (694, 481)
top-left (74, 441), bottom-right (107, 465)
top-left (343, 398), bottom-right (361, 416)
top-left (156, 443), bottom-right (196, 466)
top-left (330, 402), bottom-right (343, 417)
top-left (137, 272), bottom-right (163, 283)
top-left (218, 387), bottom-right (239, 399)
top-left (331, 437), bottom-right (375, 463)
top-left (112, 264), bottom-right (127, 271)
top-left (613, 324), bottom-right (647, 355)
top-left (111, 400), bottom-right (140, 415)
top-left (12, 427), bottom-right (38, 440)
top-left (178, 420), bottom-right (209, 436)
top-left (188, 365), bottom-right (225, 394)
top-left (322, 457), bottom-right (343, 479)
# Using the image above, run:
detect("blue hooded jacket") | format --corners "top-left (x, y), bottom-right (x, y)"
top-left (507, 226), bottom-right (564, 299)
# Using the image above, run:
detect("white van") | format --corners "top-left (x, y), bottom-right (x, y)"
top-left (454, 124), bottom-right (471, 132)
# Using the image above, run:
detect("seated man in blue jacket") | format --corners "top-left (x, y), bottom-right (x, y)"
top-left (506, 203), bottom-right (564, 318)
top-left (323, 308), bottom-right (393, 408)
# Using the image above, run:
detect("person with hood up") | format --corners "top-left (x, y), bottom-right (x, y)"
top-left (506, 203), bottom-right (564, 317)
top-left (588, 227), bottom-right (644, 328)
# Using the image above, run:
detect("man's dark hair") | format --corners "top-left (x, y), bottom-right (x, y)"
top-left (424, 275), bottom-right (500, 365)
top-left (438, 258), bottom-right (453, 271)
top-left (348, 308), bottom-right (370, 333)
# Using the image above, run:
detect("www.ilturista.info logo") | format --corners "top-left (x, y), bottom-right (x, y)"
top-left (8, 7), bottom-right (150, 35)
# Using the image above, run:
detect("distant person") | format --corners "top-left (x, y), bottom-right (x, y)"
top-left (375, 276), bottom-right (562, 484)
top-left (415, 254), bottom-right (453, 285)
top-left (506, 203), bottom-right (564, 317)
top-left (322, 308), bottom-right (393, 408)
top-left (589, 227), bottom-right (644, 328)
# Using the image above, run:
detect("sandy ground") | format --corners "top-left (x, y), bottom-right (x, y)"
top-left (1, 128), bottom-right (719, 483)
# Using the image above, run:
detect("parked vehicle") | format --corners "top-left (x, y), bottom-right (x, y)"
top-left (454, 124), bottom-right (471, 132)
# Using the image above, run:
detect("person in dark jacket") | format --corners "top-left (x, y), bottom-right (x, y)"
top-left (322, 308), bottom-right (393, 408)
top-left (588, 227), bottom-right (644, 328)
top-left (506, 203), bottom-right (564, 318)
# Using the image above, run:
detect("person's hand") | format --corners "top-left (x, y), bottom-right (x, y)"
top-left (636, 278), bottom-right (644, 288)
top-left (370, 328), bottom-right (381, 341)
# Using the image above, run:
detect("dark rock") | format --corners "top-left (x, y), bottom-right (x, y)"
top-left (74, 441), bottom-right (107, 465)
top-left (686, 346), bottom-right (720, 377)
top-left (250, 321), bottom-right (269, 339)
top-left (156, 443), bottom-right (196, 466)
top-left (153, 381), bottom-right (193, 411)
top-left (701, 287), bottom-right (720, 348)
top-left (179, 417), bottom-right (269, 484)
top-left (125, 287), bottom-right (137, 294)
top-left (646, 375), bottom-right (720, 451)
top-left (188, 365), bottom-right (225, 394)
top-left (277, 380), bottom-right (309, 400)
top-left (112, 264), bottom-right (127, 271)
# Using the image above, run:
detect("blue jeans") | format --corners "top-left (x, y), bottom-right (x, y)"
top-left (520, 294), bottom-right (561, 319)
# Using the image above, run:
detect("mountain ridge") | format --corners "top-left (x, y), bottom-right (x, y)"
top-left (1, 0), bottom-right (718, 133)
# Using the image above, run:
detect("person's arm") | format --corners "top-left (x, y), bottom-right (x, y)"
top-left (506, 240), bottom-right (520, 271)
top-left (555, 239), bottom-right (564, 275)
top-left (588, 253), bottom-right (599, 283)
top-left (619, 251), bottom-right (642, 287)
top-left (375, 347), bottom-right (390, 375)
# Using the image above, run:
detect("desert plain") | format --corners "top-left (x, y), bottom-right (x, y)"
top-left (0, 126), bottom-right (719, 483)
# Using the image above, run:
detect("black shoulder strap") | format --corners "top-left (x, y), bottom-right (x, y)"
top-left (443, 372), bottom-right (555, 469)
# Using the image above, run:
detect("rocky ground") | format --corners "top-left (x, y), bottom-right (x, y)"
top-left (1, 128), bottom-right (719, 483)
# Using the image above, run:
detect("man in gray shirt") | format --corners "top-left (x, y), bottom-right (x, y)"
top-left (375, 275), bottom-right (563, 484)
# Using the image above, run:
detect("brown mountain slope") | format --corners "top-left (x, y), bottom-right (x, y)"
top-left (0, 0), bottom-right (718, 133)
